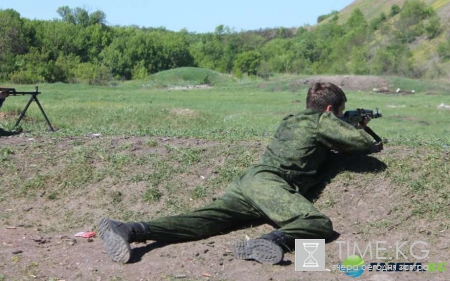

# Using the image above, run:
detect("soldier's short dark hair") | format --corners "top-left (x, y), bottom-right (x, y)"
top-left (306, 82), bottom-right (347, 114)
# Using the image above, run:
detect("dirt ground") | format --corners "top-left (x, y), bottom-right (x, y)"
top-left (299, 75), bottom-right (390, 92)
top-left (0, 135), bottom-right (449, 281)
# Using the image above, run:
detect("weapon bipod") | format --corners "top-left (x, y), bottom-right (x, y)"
top-left (11, 86), bottom-right (54, 131)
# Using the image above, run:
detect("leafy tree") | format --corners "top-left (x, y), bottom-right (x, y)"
top-left (317, 10), bottom-right (339, 23)
top-left (390, 4), bottom-right (401, 17)
top-left (370, 12), bottom-right (387, 31)
top-left (32, 20), bottom-right (85, 58)
top-left (81, 23), bottom-right (113, 62)
top-left (73, 62), bottom-right (111, 84)
top-left (100, 27), bottom-right (193, 79)
top-left (345, 8), bottom-right (368, 31)
top-left (249, 27), bottom-right (296, 42)
top-left (437, 40), bottom-right (450, 61)
top-left (189, 33), bottom-right (227, 71)
top-left (54, 54), bottom-right (81, 82)
top-left (257, 61), bottom-right (270, 80)
top-left (11, 47), bottom-right (51, 83)
top-left (215, 24), bottom-right (226, 36)
top-left (400, 0), bottom-right (434, 22)
top-left (260, 38), bottom-right (294, 72)
top-left (293, 20), bottom-right (344, 73)
top-left (342, 8), bottom-right (371, 51)
top-left (89, 11), bottom-right (106, 25)
top-left (233, 51), bottom-right (261, 76)
top-left (0, 9), bottom-right (28, 79)
top-left (56, 6), bottom-right (76, 24)
top-left (132, 60), bottom-right (148, 79)
top-left (57, 6), bottom-right (106, 26)
top-left (394, 0), bottom-right (437, 44)
top-left (425, 15), bottom-right (441, 39)
top-left (153, 31), bottom-right (195, 71)
top-left (349, 46), bottom-right (368, 74)
top-left (370, 43), bottom-right (413, 76)
top-left (74, 7), bottom-right (89, 27)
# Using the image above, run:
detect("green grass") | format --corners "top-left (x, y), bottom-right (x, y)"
top-left (1, 74), bottom-right (449, 147)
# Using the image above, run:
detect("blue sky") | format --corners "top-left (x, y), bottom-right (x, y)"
top-left (1, 0), bottom-right (354, 33)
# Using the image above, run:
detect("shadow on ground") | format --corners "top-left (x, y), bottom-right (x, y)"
top-left (0, 128), bottom-right (22, 137)
top-left (305, 151), bottom-right (387, 202)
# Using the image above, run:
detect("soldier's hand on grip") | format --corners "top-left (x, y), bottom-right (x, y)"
top-left (370, 141), bottom-right (383, 153)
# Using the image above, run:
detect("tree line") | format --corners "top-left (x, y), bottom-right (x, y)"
top-left (1, 0), bottom-right (449, 84)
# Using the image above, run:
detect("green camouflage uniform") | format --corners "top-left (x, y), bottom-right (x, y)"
top-left (145, 109), bottom-right (374, 242)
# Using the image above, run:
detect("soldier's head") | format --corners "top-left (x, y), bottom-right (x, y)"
top-left (306, 82), bottom-right (347, 117)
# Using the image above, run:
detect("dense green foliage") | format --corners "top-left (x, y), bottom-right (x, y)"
top-left (0, 0), bottom-right (447, 84)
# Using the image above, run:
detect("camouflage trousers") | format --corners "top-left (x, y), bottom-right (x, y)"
top-left (146, 165), bottom-right (333, 243)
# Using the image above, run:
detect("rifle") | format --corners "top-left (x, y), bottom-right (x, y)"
top-left (341, 108), bottom-right (383, 144)
top-left (0, 86), bottom-right (54, 131)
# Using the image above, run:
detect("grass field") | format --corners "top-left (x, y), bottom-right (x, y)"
top-left (1, 69), bottom-right (449, 147)
top-left (0, 69), bottom-right (449, 280)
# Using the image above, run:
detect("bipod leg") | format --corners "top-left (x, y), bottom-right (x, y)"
top-left (14, 94), bottom-right (54, 131)
top-left (14, 94), bottom-right (35, 128)
top-left (33, 95), bottom-right (54, 131)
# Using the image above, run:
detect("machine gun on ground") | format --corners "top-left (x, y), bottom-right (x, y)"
top-left (0, 86), bottom-right (54, 131)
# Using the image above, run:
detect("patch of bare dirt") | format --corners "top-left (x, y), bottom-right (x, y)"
top-left (0, 112), bottom-right (15, 119)
top-left (0, 136), bottom-right (449, 281)
top-left (167, 84), bottom-right (212, 90)
top-left (300, 75), bottom-right (389, 92)
top-left (169, 108), bottom-right (200, 117)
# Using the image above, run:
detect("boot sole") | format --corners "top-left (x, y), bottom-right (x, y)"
top-left (98, 218), bottom-right (131, 263)
top-left (234, 239), bottom-right (284, 264)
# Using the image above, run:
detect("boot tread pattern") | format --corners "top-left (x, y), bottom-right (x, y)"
top-left (98, 218), bottom-right (131, 263)
top-left (233, 239), bottom-right (284, 264)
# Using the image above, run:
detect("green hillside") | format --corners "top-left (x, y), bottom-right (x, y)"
top-left (318, 0), bottom-right (450, 78)
top-left (148, 67), bottom-right (234, 87)
top-left (337, 0), bottom-right (450, 23)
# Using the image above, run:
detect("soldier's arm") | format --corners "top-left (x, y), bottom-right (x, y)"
top-left (317, 112), bottom-right (376, 154)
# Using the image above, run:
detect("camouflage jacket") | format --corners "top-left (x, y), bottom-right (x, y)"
top-left (256, 109), bottom-right (375, 191)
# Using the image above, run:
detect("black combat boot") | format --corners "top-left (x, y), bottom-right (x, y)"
top-left (234, 230), bottom-right (289, 265)
top-left (98, 218), bottom-right (151, 263)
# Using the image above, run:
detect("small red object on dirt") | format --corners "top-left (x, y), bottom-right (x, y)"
top-left (75, 231), bottom-right (96, 238)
